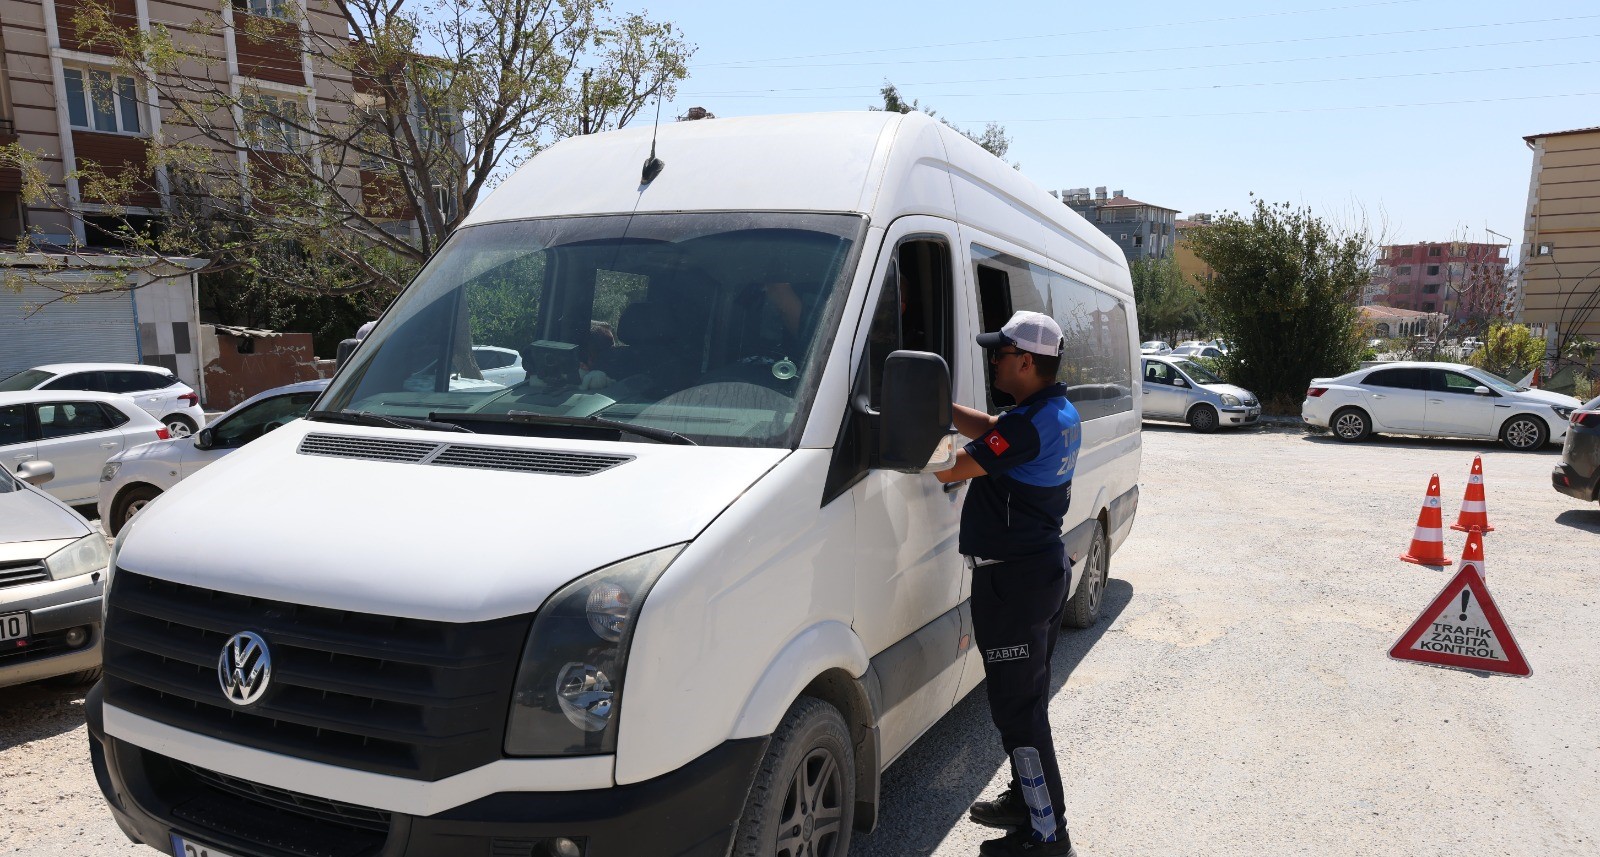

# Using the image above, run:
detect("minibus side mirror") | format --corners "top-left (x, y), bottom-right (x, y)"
top-left (193, 428), bottom-right (216, 451)
top-left (879, 350), bottom-right (957, 473)
top-left (336, 338), bottom-right (361, 369)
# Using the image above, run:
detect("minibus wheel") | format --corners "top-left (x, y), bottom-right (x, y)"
top-left (733, 696), bottom-right (855, 857)
top-left (1063, 520), bottom-right (1108, 629)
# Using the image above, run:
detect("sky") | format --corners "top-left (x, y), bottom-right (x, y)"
top-left (632, 0), bottom-right (1600, 254)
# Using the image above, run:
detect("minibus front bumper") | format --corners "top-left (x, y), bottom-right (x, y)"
top-left (87, 685), bottom-right (768, 857)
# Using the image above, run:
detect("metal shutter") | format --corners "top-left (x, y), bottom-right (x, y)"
top-left (0, 280), bottom-right (140, 379)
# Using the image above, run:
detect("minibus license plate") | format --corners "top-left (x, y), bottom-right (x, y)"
top-left (170, 833), bottom-right (242, 857)
top-left (0, 612), bottom-right (28, 642)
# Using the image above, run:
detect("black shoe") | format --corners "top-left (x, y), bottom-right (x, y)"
top-left (979, 829), bottom-right (1078, 857)
top-left (968, 787), bottom-right (1028, 828)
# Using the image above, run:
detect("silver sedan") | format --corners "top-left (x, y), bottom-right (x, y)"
top-left (1141, 356), bottom-right (1261, 432)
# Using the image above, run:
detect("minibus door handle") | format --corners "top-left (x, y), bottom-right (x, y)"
top-left (943, 479), bottom-right (968, 494)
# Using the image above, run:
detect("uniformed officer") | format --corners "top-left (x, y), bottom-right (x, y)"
top-left (935, 310), bottom-right (1082, 857)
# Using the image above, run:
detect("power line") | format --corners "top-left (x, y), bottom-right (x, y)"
top-left (685, 32), bottom-right (1600, 97)
top-left (695, 0), bottom-right (1429, 67)
top-left (685, 58), bottom-right (1600, 101)
top-left (707, 13), bottom-right (1600, 70)
top-left (950, 89), bottom-right (1600, 123)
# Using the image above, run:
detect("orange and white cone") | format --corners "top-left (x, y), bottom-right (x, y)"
top-left (1451, 455), bottom-right (1495, 534)
top-left (1456, 529), bottom-right (1488, 581)
top-left (1401, 473), bottom-right (1451, 566)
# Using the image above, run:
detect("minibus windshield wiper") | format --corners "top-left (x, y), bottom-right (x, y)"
top-left (428, 411), bottom-right (696, 446)
top-left (307, 410), bottom-right (474, 433)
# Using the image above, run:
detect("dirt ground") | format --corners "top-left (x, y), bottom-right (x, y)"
top-left (3, 423), bottom-right (1596, 857)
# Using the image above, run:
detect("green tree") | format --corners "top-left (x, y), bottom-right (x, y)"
top-left (1130, 256), bottom-right (1204, 343)
top-left (1468, 323), bottom-right (1547, 380)
top-left (1566, 338), bottom-right (1599, 378)
top-left (1185, 198), bottom-right (1370, 411)
top-left (873, 82), bottom-right (1013, 163)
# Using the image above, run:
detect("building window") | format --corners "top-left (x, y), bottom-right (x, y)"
top-left (1422, 302), bottom-right (1435, 311)
top-left (1132, 235), bottom-right (1143, 247)
top-left (241, 93), bottom-right (301, 152)
top-left (1401, 247), bottom-right (1414, 257)
top-left (1426, 265), bottom-right (1440, 276)
top-left (1424, 283), bottom-right (1440, 294)
top-left (1397, 284), bottom-right (1412, 294)
top-left (63, 67), bottom-right (143, 135)
top-left (1397, 266), bottom-right (1412, 275)
top-left (243, 0), bottom-right (293, 18)
top-left (1428, 246), bottom-right (1442, 257)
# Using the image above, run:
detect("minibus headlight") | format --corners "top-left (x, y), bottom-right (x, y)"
top-left (505, 544), bottom-right (684, 756)
top-left (45, 532), bottom-right (111, 580)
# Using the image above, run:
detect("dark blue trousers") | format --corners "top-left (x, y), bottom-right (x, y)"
top-left (970, 547), bottom-right (1069, 829)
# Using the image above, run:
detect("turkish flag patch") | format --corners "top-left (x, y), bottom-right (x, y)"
top-left (982, 430), bottom-right (1010, 455)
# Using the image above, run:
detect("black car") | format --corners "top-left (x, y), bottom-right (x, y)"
top-left (1552, 394), bottom-right (1600, 505)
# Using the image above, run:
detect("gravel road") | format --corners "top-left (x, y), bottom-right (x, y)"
top-left (3, 425), bottom-right (1596, 856)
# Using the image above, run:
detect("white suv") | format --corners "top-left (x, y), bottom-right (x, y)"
top-left (0, 364), bottom-right (207, 437)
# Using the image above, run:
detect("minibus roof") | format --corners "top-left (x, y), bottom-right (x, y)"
top-left (463, 111), bottom-right (1131, 296)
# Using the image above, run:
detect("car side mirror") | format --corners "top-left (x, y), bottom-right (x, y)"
top-left (1174, 378), bottom-right (1189, 388)
top-left (1473, 386), bottom-right (1492, 396)
top-left (336, 337), bottom-right (361, 369)
top-left (17, 460), bottom-right (54, 486)
top-left (878, 350), bottom-right (957, 473)
top-left (193, 427), bottom-right (216, 450)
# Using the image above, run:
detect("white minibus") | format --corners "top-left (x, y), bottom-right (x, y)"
top-left (88, 111), bottom-right (1141, 857)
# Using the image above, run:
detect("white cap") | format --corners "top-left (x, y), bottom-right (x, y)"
top-left (976, 311), bottom-right (1064, 357)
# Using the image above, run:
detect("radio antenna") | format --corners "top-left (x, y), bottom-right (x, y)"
top-left (641, 97), bottom-right (666, 184)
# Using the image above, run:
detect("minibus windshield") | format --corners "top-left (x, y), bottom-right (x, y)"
top-left (320, 212), bottom-right (866, 448)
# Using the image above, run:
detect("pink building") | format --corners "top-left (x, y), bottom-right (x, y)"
top-left (1367, 242), bottom-right (1509, 326)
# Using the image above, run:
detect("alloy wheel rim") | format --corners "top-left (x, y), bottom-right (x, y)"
top-left (1087, 533), bottom-right (1107, 613)
top-left (125, 499), bottom-right (149, 525)
top-left (1195, 409), bottom-right (1216, 430)
top-left (1507, 419), bottom-right (1539, 448)
top-left (775, 747), bottom-right (844, 857)
top-left (168, 422), bottom-right (193, 438)
top-left (1336, 414), bottom-right (1363, 438)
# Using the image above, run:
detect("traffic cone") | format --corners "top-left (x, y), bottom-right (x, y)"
top-left (1401, 474), bottom-right (1451, 566)
top-left (1451, 456), bottom-right (1495, 534)
top-left (1456, 529), bottom-right (1488, 580)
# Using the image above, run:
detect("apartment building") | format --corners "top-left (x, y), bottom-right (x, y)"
top-left (1368, 241), bottom-right (1509, 324)
top-left (1519, 126), bottom-right (1600, 348)
top-left (1058, 186), bottom-right (1179, 262)
top-left (0, 0), bottom-right (361, 246)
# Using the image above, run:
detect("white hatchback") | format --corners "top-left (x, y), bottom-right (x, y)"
top-left (0, 363), bottom-right (207, 437)
top-left (1303, 361), bottom-right (1582, 450)
top-left (0, 391), bottom-right (171, 505)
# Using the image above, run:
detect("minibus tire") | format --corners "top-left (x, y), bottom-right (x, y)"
top-left (1063, 520), bottom-right (1108, 629)
top-left (732, 696), bottom-right (855, 857)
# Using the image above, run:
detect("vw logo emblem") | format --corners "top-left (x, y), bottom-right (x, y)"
top-left (218, 631), bottom-right (272, 707)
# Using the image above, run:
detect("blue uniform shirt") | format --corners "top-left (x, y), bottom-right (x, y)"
top-left (958, 383), bottom-right (1082, 562)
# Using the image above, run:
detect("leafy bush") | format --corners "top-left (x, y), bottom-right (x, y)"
top-left (1467, 323), bottom-right (1546, 380)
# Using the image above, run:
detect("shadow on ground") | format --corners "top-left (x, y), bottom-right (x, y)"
top-left (1299, 432), bottom-right (1559, 455)
top-left (850, 578), bottom-right (1135, 856)
top-left (1555, 508), bottom-right (1600, 533)
top-left (0, 680), bottom-right (93, 750)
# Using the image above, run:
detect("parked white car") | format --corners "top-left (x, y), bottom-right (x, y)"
top-left (1142, 355), bottom-right (1261, 431)
top-left (1171, 344), bottom-right (1224, 359)
top-left (472, 345), bottom-right (526, 387)
top-left (98, 380), bottom-right (329, 535)
top-left (1140, 340), bottom-right (1172, 355)
top-left (0, 461), bottom-right (107, 689)
top-left (1303, 361), bottom-right (1582, 450)
top-left (1, 391), bottom-right (171, 505)
top-left (0, 363), bottom-right (207, 437)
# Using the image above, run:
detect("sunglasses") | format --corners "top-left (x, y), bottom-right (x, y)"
top-left (989, 348), bottom-right (1028, 363)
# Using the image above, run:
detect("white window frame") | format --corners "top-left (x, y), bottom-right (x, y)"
top-left (246, 0), bottom-right (294, 20)
top-left (240, 91), bottom-right (304, 153)
top-left (62, 64), bottom-right (144, 136)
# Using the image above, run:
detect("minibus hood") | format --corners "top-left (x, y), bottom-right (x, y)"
top-left (114, 424), bottom-right (787, 622)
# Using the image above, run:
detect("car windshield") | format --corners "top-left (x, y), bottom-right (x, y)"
top-left (1172, 359), bottom-right (1223, 384)
top-left (0, 369), bottom-right (53, 391)
top-left (1471, 369), bottom-right (1528, 393)
top-left (320, 212), bottom-right (866, 448)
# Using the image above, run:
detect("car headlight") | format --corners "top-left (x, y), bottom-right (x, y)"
top-left (100, 461), bottom-right (121, 483)
top-left (45, 532), bottom-right (111, 580)
top-left (1552, 405), bottom-right (1575, 420)
top-left (505, 544), bottom-right (685, 756)
top-left (1220, 394), bottom-right (1241, 406)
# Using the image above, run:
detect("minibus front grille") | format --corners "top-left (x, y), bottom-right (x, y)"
top-left (298, 432), bottom-right (632, 476)
top-left (102, 571), bottom-right (532, 781)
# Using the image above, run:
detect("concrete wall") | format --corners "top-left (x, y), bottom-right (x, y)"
top-left (198, 326), bottom-right (323, 409)
top-left (1520, 129), bottom-right (1600, 345)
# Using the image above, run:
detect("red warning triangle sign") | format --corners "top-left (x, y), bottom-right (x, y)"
top-left (1389, 565), bottom-right (1531, 677)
